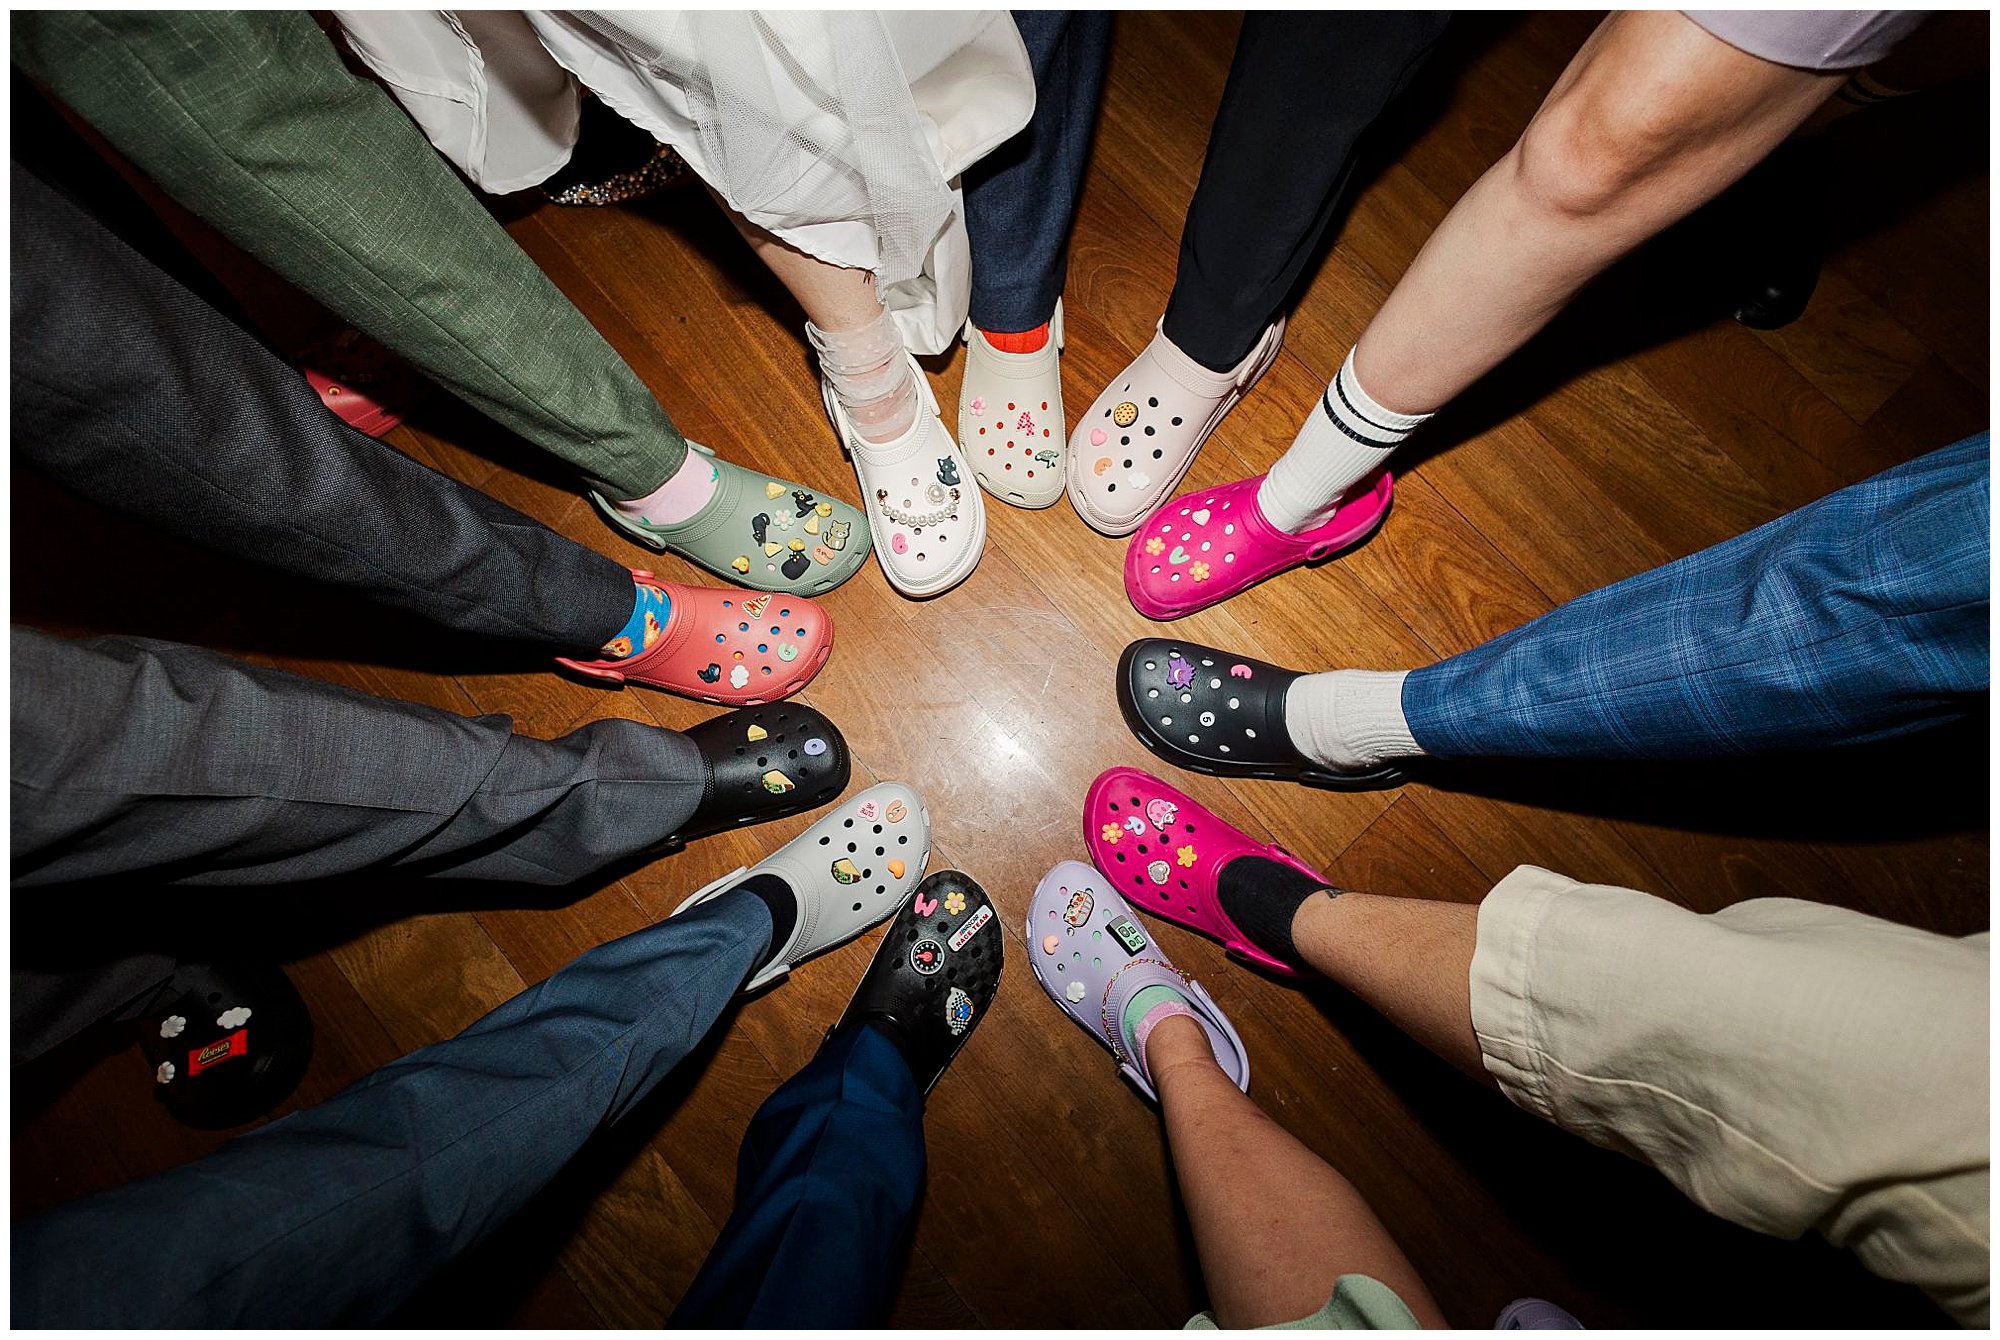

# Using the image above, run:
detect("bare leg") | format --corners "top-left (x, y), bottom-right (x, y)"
top-left (1290, 892), bottom-right (1493, 1088)
top-left (1151, 1015), bottom-right (1449, 1328)
top-left (1351, 11), bottom-right (1843, 415)
top-left (723, 204), bottom-right (887, 333)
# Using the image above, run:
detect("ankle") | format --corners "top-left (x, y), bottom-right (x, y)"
top-left (1142, 1012), bottom-right (1215, 1082)
top-left (613, 450), bottom-right (717, 526)
top-left (1217, 855), bottom-right (1336, 973)
top-left (1258, 347), bottom-right (1427, 534)
top-left (1287, 888), bottom-right (1349, 966)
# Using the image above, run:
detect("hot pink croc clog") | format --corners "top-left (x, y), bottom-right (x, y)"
top-left (1083, 766), bottom-right (1331, 978)
top-left (556, 572), bottom-right (831, 705)
top-left (1123, 471), bottom-right (1393, 620)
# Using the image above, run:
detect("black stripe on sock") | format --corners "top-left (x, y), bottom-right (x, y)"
top-left (1333, 363), bottom-right (1407, 435)
top-left (1320, 386), bottom-right (1401, 450)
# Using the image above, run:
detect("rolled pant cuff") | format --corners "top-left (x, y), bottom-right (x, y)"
top-left (1466, 864), bottom-right (1577, 1122)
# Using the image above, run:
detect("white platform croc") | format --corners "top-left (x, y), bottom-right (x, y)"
top-left (824, 354), bottom-right (986, 599)
top-left (959, 298), bottom-right (1066, 510)
top-left (671, 781), bottom-right (932, 994)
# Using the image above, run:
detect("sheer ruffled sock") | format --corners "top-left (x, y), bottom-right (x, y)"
top-left (809, 306), bottom-right (919, 444)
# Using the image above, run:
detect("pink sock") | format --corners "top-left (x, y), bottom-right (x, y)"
top-left (614, 451), bottom-right (718, 526)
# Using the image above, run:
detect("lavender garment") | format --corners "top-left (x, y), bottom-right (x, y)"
top-left (1683, 10), bottom-right (1929, 71)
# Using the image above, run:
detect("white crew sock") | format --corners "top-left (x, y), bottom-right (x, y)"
top-left (1257, 347), bottom-right (1431, 534)
top-left (807, 307), bottom-right (918, 443)
top-left (1284, 670), bottom-right (1423, 772)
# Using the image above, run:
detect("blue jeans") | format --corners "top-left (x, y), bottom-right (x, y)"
top-left (670, 1023), bottom-right (926, 1327)
top-left (1404, 434), bottom-right (1990, 758)
top-left (962, 11), bottom-right (1112, 331)
top-left (11, 892), bottom-right (773, 1328)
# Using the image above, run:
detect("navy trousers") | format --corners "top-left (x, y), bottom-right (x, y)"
top-left (962, 11), bottom-right (1113, 332)
top-left (1404, 434), bottom-right (1991, 758)
top-left (12, 892), bottom-right (773, 1328)
top-left (670, 1023), bottom-right (927, 1328)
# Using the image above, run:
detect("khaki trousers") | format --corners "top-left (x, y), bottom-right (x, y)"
top-left (1473, 867), bottom-right (1989, 1325)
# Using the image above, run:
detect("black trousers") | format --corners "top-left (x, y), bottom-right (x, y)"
top-left (1162, 12), bottom-right (1451, 371)
top-left (8, 107), bottom-right (633, 653)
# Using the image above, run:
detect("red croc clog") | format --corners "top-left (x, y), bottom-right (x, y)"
top-left (556, 573), bottom-right (832, 705)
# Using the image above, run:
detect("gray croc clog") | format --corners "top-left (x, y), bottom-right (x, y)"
top-left (672, 781), bottom-right (931, 994)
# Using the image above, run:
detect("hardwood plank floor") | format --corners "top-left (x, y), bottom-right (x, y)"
top-left (12, 11), bottom-right (1987, 1329)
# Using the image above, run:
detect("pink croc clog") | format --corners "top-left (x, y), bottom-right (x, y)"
top-left (1123, 471), bottom-right (1393, 620)
top-left (1083, 766), bottom-right (1330, 978)
top-left (556, 572), bottom-right (831, 705)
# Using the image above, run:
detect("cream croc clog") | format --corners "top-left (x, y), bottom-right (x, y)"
top-left (1065, 316), bottom-right (1285, 538)
top-left (959, 299), bottom-right (1066, 509)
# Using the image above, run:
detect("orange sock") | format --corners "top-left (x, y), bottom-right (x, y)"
top-left (980, 322), bottom-right (1051, 354)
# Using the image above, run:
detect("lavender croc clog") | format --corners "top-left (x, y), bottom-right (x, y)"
top-left (1026, 859), bottom-right (1248, 1103)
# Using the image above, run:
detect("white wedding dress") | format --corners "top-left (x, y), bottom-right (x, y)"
top-left (334, 10), bottom-right (1035, 354)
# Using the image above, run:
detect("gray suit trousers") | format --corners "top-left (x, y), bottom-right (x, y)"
top-left (11, 627), bottom-right (704, 1058)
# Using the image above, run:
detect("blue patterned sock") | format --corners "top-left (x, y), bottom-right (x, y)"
top-left (599, 581), bottom-right (671, 660)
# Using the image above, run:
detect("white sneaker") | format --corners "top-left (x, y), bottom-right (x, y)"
top-left (824, 353), bottom-right (986, 598)
top-left (958, 299), bottom-right (1066, 509)
top-left (672, 781), bottom-right (932, 994)
top-left (1066, 316), bottom-right (1285, 537)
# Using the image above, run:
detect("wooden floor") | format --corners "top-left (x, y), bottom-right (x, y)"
top-left (13, 12), bottom-right (1990, 1329)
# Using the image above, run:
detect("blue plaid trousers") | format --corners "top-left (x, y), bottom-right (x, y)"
top-left (1405, 434), bottom-right (1989, 758)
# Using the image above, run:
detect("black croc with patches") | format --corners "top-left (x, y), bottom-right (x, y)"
top-left (139, 961), bottom-right (314, 1130)
top-left (830, 870), bottom-right (1002, 1096)
top-left (1116, 638), bottom-right (1410, 791)
top-left (667, 703), bottom-right (851, 848)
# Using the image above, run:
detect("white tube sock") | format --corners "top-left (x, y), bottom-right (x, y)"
top-left (1284, 670), bottom-right (1423, 772)
top-left (807, 307), bottom-right (918, 443)
top-left (1257, 347), bottom-right (1431, 534)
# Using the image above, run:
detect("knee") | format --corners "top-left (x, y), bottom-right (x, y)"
top-left (1508, 84), bottom-right (1690, 221)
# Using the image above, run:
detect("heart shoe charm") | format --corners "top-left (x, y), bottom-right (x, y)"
top-left (1168, 546), bottom-right (1191, 564)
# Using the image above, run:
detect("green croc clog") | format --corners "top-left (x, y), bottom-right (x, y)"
top-left (591, 444), bottom-right (871, 597)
